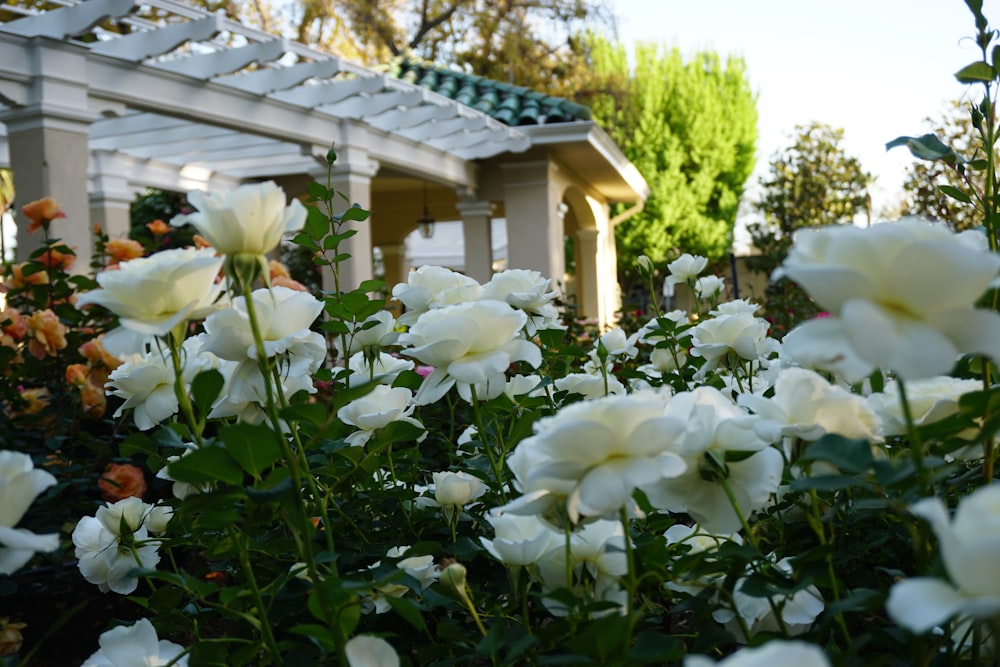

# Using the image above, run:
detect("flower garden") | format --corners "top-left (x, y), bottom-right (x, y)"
top-left (6, 3), bottom-right (1000, 667)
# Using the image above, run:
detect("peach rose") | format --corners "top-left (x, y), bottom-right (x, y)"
top-left (268, 260), bottom-right (291, 280)
top-left (0, 308), bottom-right (28, 340)
top-left (20, 388), bottom-right (50, 414)
top-left (26, 310), bottom-right (67, 359)
top-left (35, 247), bottom-right (76, 271)
top-left (80, 379), bottom-right (107, 419)
top-left (146, 219), bottom-right (170, 235)
top-left (272, 275), bottom-right (308, 292)
top-left (79, 337), bottom-right (121, 371)
top-left (98, 463), bottom-right (147, 501)
top-left (21, 197), bottom-right (65, 234)
top-left (106, 238), bottom-right (144, 265)
top-left (66, 363), bottom-right (89, 387)
top-left (6, 263), bottom-right (48, 290)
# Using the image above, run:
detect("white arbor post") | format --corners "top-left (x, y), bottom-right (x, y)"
top-left (456, 198), bottom-right (493, 283)
top-left (575, 228), bottom-right (600, 320)
top-left (1, 43), bottom-right (97, 268)
top-left (500, 160), bottom-right (564, 292)
top-left (89, 150), bottom-right (139, 240)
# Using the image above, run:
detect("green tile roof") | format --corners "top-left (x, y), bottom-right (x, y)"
top-left (385, 55), bottom-right (591, 126)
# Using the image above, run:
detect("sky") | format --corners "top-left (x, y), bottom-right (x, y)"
top-left (610, 0), bottom-right (1000, 217)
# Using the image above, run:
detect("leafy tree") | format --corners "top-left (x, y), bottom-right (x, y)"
top-left (748, 122), bottom-right (872, 335)
top-left (899, 99), bottom-right (985, 231)
top-left (227, 0), bottom-right (610, 95)
top-left (576, 37), bottom-right (757, 285)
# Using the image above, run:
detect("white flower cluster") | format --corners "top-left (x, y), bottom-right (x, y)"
top-left (0, 451), bottom-right (59, 574)
top-left (72, 497), bottom-right (171, 594)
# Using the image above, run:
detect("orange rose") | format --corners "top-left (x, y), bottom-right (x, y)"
top-left (99, 463), bottom-right (147, 501)
top-left (79, 337), bottom-right (121, 371)
top-left (106, 238), bottom-right (144, 265)
top-left (146, 219), bottom-right (170, 235)
top-left (66, 363), bottom-right (89, 387)
top-left (26, 310), bottom-right (67, 359)
top-left (20, 388), bottom-right (50, 414)
top-left (192, 234), bottom-right (213, 250)
top-left (80, 379), bottom-right (107, 419)
top-left (21, 197), bottom-right (65, 234)
top-left (0, 618), bottom-right (26, 657)
top-left (268, 260), bottom-right (291, 280)
top-left (0, 308), bottom-right (28, 340)
top-left (272, 275), bottom-right (308, 292)
top-left (6, 263), bottom-right (48, 290)
top-left (35, 246), bottom-right (76, 271)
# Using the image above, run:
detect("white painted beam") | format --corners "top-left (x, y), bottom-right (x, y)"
top-left (90, 15), bottom-right (222, 61)
top-left (0, 0), bottom-right (134, 38)
top-left (214, 59), bottom-right (343, 94)
top-left (149, 39), bottom-right (287, 79)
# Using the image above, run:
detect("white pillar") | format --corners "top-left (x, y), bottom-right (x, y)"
top-left (456, 199), bottom-right (493, 283)
top-left (89, 150), bottom-right (139, 240)
top-left (1, 43), bottom-right (97, 270)
top-left (500, 160), bottom-right (564, 291)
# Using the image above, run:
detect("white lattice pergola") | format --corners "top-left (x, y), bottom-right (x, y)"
top-left (0, 0), bottom-right (648, 324)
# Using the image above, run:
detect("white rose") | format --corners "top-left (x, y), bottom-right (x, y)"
top-left (666, 253), bottom-right (709, 285)
top-left (179, 181), bottom-right (306, 257)
top-left (0, 451), bottom-right (59, 575)
top-left (738, 367), bottom-right (882, 443)
top-left (82, 618), bottom-right (188, 667)
top-left (334, 311), bottom-right (397, 358)
top-left (106, 350), bottom-right (178, 431)
top-left (643, 387), bottom-right (782, 533)
top-left (73, 498), bottom-right (165, 594)
top-left (344, 635), bottom-right (400, 667)
top-left (480, 512), bottom-right (561, 566)
top-left (432, 471), bottom-right (487, 508)
top-left (398, 299), bottom-right (541, 404)
top-left (392, 265), bottom-right (483, 325)
top-left (694, 275), bottom-right (725, 300)
top-left (506, 392), bottom-right (687, 523)
top-left (776, 217), bottom-right (1000, 379)
top-left (76, 247), bottom-right (223, 337)
top-left (690, 312), bottom-right (778, 372)
top-left (337, 385), bottom-right (422, 447)
top-left (685, 640), bottom-right (830, 667)
top-left (887, 484), bottom-right (1000, 633)
top-left (867, 376), bottom-right (981, 436)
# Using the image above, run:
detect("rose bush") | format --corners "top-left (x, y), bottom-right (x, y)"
top-left (8, 9), bottom-right (1000, 663)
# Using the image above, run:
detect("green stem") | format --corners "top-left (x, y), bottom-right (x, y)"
top-left (470, 385), bottom-right (509, 502)
top-left (166, 329), bottom-right (204, 448)
top-left (897, 379), bottom-right (930, 495)
top-left (235, 531), bottom-right (282, 664)
top-left (619, 507), bottom-right (638, 651)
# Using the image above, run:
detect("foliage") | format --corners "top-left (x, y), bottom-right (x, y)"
top-left (577, 36), bottom-right (757, 289)
top-left (10, 4), bottom-right (1000, 666)
top-left (200, 0), bottom-right (610, 96)
top-left (747, 122), bottom-right (872, 337)
top-left (899, 99), bottom-right (988, 231)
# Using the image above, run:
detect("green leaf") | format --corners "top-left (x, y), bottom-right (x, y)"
top-left (885, 134), bottom-right (964, 164)
top-left (938, 184), bottom-right (973, 204)
top-left (304, 206), bottom-right (330, 239)
top-left (799, 434), bottom-right (875, 473)
top-left (168, 446), bottom-right (244, 485)
top-left (306, 182), bottom-right (330, 200)
top-left (340, 204), bottom-right (370, 223)
top-left (245, 467), bottom-right (292, 503)
top-left (120, 432), bottom-right (159, 458)
top-left (219, 423), bottom-right (282, 478)
top-left (955, 60), bottom-right (996, 83)
top-left (289, 624), bottom-right (336, 651)
top-left (190, 369), bottom-right (224, 415)
top-left (358, 278), bottom-right (387, 293)
top-left (385, 595), bottom-right (428, 633)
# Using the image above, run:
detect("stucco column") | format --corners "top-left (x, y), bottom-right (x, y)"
top-left (575, 228), bottom-right (600, 320)
top-left (312, 153), bottom-right (378, 294)
top-left (1, 42), bottom-right (97, 270)
top-left (456, 199), bottom-right (493, 283)
top-left (3, 105), bottom-right (96, 269)
top-left (500, 160), bottom-right (564, 292)
top-left (89, 150), bottom-right (138, 240)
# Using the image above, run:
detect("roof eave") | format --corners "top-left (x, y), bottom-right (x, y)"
top-left (519, 121), bottom-right (650, 203)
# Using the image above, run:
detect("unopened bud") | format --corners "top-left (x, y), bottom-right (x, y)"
top-left (439, 562), bottom-right (469, 597)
